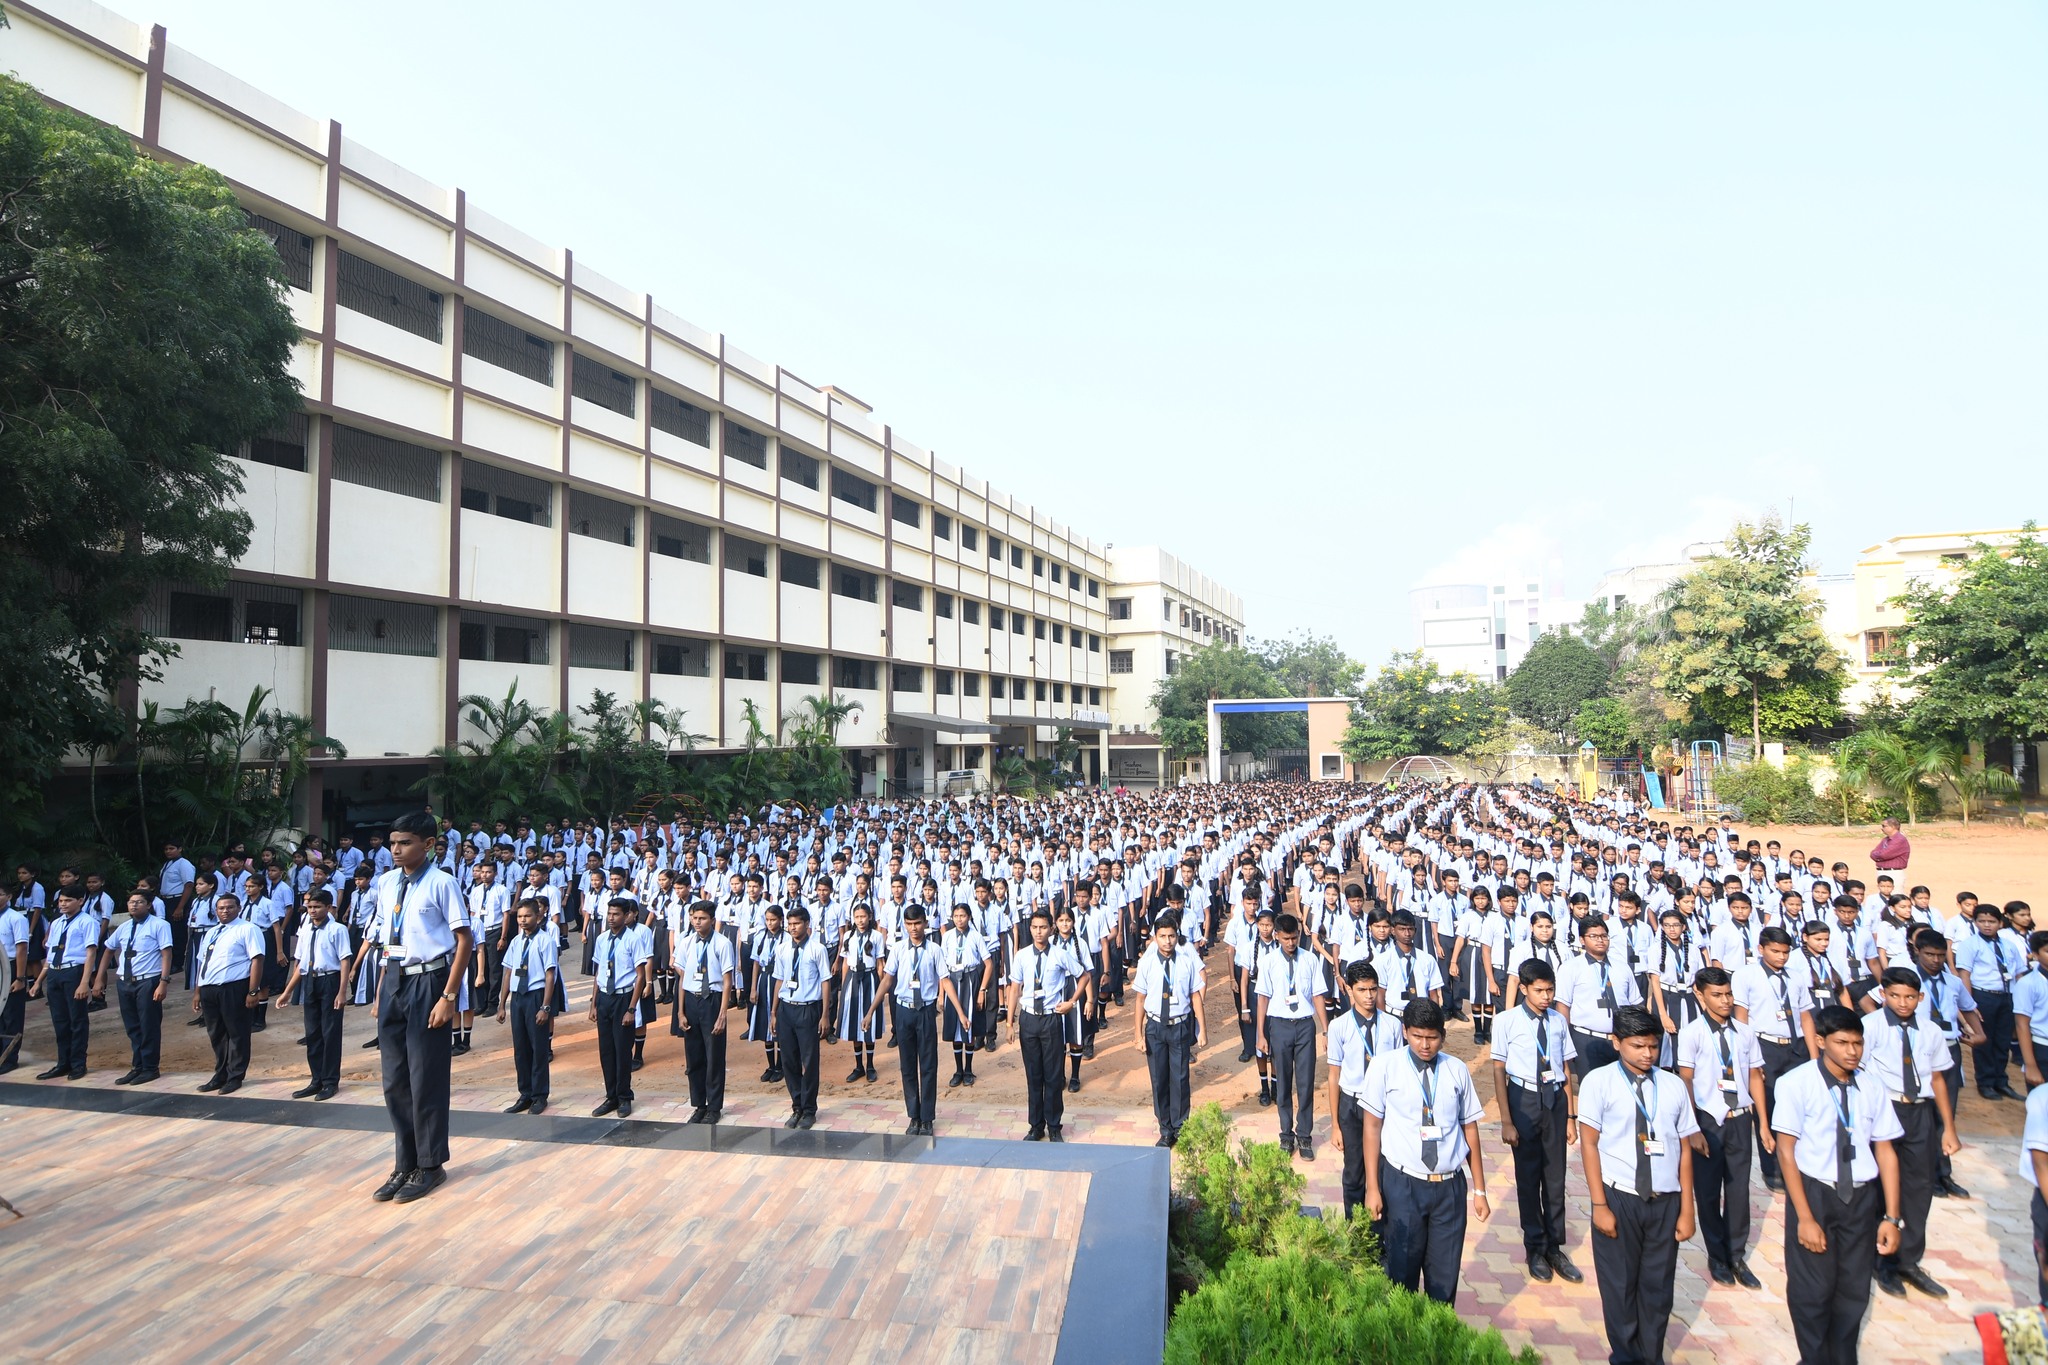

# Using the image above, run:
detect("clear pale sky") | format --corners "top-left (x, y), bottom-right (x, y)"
top-left (83, 1), bottom-right (2048, 659)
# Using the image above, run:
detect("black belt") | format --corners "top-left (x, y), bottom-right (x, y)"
top-left (400, 955), bottom-right (452, 977)
top-left (307, 970), bottom-right (341, 979)
top-left (685, 989), bottom-right (721, 999)
top-left (117, 973), bottom-right (163, 984)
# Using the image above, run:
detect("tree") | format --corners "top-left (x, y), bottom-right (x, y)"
top-left (1150, 644), bottom-right (1294, 761)
top-left (1573, 696), bottom-right (1636, 754)
top-left (1858, 730), bottom-right (1940, 826)
top-left (1505, 630), bottom-right (1609, 743)
top-left (0, 75), bottom-right (302, 833)
top-left (1573, 597), bottom-right (1649, 673)
top-left (1891, 526), bottom-right (2048, 745)
top-left (1647, 517), bottom-right (1845, 751)
top-left (1341, 652), bottom-right (1506, 762)
top-left (1919, 737), bottom-right (2019, 825)
top-left (1462, 718), bottom-right (1551, 783)
top-left (1257, 631), bottom-right (1363, 699)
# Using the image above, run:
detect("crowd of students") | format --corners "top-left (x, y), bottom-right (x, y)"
top-left (2, 779), bottom-right (2041, 1361)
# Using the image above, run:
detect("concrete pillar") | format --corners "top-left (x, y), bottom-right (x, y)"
top-left (1207, 704), bottom-right (1223, 785)
top-left (919, 729), bottom-right (936, 795)
top-left (1098, 727), bottom-right (1109, 788)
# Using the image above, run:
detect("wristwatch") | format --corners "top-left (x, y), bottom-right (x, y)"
top-left (441, 990), bottom-right (458, 1002)
top-left (1881, 1215), bottom-right (1906, 1230)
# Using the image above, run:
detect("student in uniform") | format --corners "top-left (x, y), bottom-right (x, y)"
top-left (1009, 907), bottom-right (1084, 1142)
top-left (1490, 959), bottom-right (1583, 1284)
top-left (837, 901), bottom-right (883, 1084)
top-left (939, 901), bottom-right (992, 1089)
top-left (0, 885), bottom-right (28, 1073)
top-left (587, 895), bottom-right (651, 1118)
top-left (769, 904), bottom-right (833, 1130)
top-left (1556, 919), bottom-right (1642, 1079)
top-left (744, 905), bottom-right (788, 1083)
top-left (1133, 912), bottom-right (1205, 1147)
top-left (190, 893), bottom-right (266, 1094)
top-left (274, 890), bottom-right (350, 1100)
top-left (2024, 1082), bottom-right (2048, 1308)
top-left (497, 899), bottom-right (559, 1116)
top-left (1773, 1004), bottom-right (1905, 1365)
top-left (1053, 905), bottom-right (1096, 1093)
top-left (1862, 966), bottom-right (1960, 1300)
top-left (1676, 965), bottom-right (1769, 1288)
top-left (1449, 885), bottom-right (1508, 1045)
top-left (1957, 902), bottom-right (2028, 1101)
top-left (1734, 925), bottom-right (1817, 1190)
top-left (867, 904), bottom-right (952, 1136)
top-left (93, 891), bottom-right (174, 1086)
top-left (671, 899), bottom-right (732, 1123)
top-left (1327, 961), bottom-right (1405, 1220)
top-left (1579, 1006), bottom-right (1698, 1365)
top-left (1258, 911), bottom-right (1330, 1158)
top-left (1360, 999), bottom-right (1491, 1306)
top-left (371, 811), bottom-right (474, 1205)
top-left (30, 886), bottom-right (98, 1079)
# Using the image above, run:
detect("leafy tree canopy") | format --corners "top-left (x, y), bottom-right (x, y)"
top-left (1256, 630), bottom-right (1364, 700)
top-left (1341, 651), bottom-right (1506, 762)
top-left (1892, 526), bottom-right (2048, 743)
top-left (1151, 644), bottom-right (1296, 759)
top-left (1505, 629), bottom-right (1609, 741)
top-left (0, 74), bottom-right (301, 831)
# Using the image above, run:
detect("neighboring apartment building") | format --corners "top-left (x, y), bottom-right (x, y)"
top-left (1827, 528), bottom-right (2032, 712)
top-left (1410, 576), bottom-right (1573, 682)
top-left (10, 1), bottom-right (1248, 823)
top-left (1103, 546), bottom-right (1246, 786)
top-left (1584, 542), bottom-right (1719, 617)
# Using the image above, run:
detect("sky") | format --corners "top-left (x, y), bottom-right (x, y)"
top-left (74, 1), bottom-right (2048, 658)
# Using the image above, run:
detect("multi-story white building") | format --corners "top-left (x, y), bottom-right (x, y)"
top-left (1410, 576), bottom-right (1572, 682)
top-left (10, 1), bottom-right (1248, 822)
top-left (1103, 547), bottom-right (1245, 785)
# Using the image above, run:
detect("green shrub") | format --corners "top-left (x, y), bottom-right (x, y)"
top-left (1171, 1102), bottom-right (1308, 1269)
top-left (1715, 757), bottom-right (1824, 823)
top-left (1163, 1249), bottom-right (1540, 1365)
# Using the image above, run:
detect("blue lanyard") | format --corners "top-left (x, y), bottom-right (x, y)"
top-left (1413, 1054), bottom-right (1438, 1126)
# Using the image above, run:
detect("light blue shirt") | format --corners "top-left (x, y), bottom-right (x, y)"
top-left (1580, 1061), bottom-right (1699, 1195)
top-left (1360, 1049), bottom-right (1483, 1177)
top-left (1489, 1003), bottom-right (1576, 1087)
top-left (1956, 929), bottom-right (2027, 993)
top-left (1327, 1007), bottom-right (1405, 1096)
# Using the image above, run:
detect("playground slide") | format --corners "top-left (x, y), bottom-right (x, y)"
top-left (1642, 769), bottom-right (1667, 810)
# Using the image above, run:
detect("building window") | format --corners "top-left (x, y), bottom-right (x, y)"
top-left (333, 424), bottom-right (440, 501)
top-left (1052, 683), bottom-right (1065, 702)
top-left (834, 567), bottom-right (879, 602)
top-left (1049, 564), bottom-right (1062, 585)
top-left (833, 657), bottom-right (878, 690)
top-left (1088, 687), bottom-right (1101, 705)
top-left (1033, 618), bottom-right (1046, 640)
top-left (779, 445), bottom-right (819, 489)
top-left (934, 670), bottom-right (955, 696)
top-left (934, 592), bottom-right (954, 619)
top-left (891, 581), bottom-right (924, 611)
top-left (570, 357), bottom-right (636, 417)
top-left (1182, 608), bottom-right (1192, 628)
top-left (1034, 680), bottom-right (1047, 702)
top-left (1109, 650), bottom-right (1134, 674)
top-left (461, 462), bottom-right (552, 525)
top-left (651, 515), bottom-right (711, 563)
top-left (1087, 579), bottom-right (1100, 597)
top-left (1051, 624), bottom-right (1065, 644)
top-left (330, 594), bottom-right (436, 656)
top-left (963, 673), bottom-right (981, 697)
top-left (989, 608), bottom-right (1005, 632)
top-left (1010, 612), bottom-right (1025, 636)
top-left (988, 535), bottom-right (1002, 560)
top-left (725, 649), bottom-right (769, 681)
top-left (723, 419), bottom-right (768, 469)
top-left (650, 389), bottom-right (712, 446)
top-left (1089, 634), bottom-right (1100, 651)
top-left (891, 664), bottom-right (923, 692)
top-left (337, 250), bottom-right (441, 341)
top-left (961, 526), bottom-right (979, 552)
top-left (462, 306), bottom-right (552, 384)
top-left (1162, 598), bottom-right (1174, 620)
top-left (1109, 597), bottom-right (1133, 621)
top-left (1496, 665), bottom-right (1508, 681)
top-left (1011, 545), bottom-right (1024, 569)
top-left (780, 551), bottom-right (820, 589)
top-left (932, 511), bottom-right (952, 540)
top-left (782, 651), bottom-right (822, 685)
top-left (963, 600), bottom-right (982, 626)
top-left (459, 610), bottom-right (548, 664)
top-left (569, 489), bottom-right (635, 546)
top-left (152, 580), bottom-right (302, 646)
top-left (1863, 629), bottom-right (1896, 666)
top-left (568, 624), bottom-right (634, 671)
top-left (1011, 677), bottom-right (1028, 701)
top-left (891, 493), bottom-right (921, 528)
top-left (247, 214), bottom-right (313, 292)
top-left (831, 468), bottom-right (878, 512)
top-left (723, 535), bottom-right (769, 578)
top-left (240, 412), bottom-right (309, 473)
top-left (652, 635), bottom-right (711, 676)
top-left (1031, 554), bottom-right (1044, 576)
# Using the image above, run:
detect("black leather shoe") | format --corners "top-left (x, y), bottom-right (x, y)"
top-left (1873, 1266), bottom-right (1906, 1298)
top-left (393, 1166), bottom-right (446, 1203)
top-left (1998, 1083), bottom-right (2025, 1102)
top-left (360, 1037), bottom-right (379, 1049)
top-left (1548, 1251), bottom-right (1583, 1284)
top-left (1527, 1254), bottom-right (1554, 1283)
top-left (784, 1112), bottom-right (801, 1129)
top-left (132, 1071), bottom-right (160, 1086)
top-left (293, 1083), bottom-right (321, 1099)
top-left (1048, 1127), bottom-right (1064, 1143)
top-left (846, 1066), bottom-right (867, 1083)
top-left (1257, 1087), bottom-right (1273, 1107)
top-left (115, 1069), bottom-right (139, 1086)
top-left (1067, 1076), bottom-right (1080, 1093)
top-left (529, 1099), bottom-right (547, 1115)
top-left (798, 1113), bottom-right (815, 1130)
top-left (704, 1109), bottom-right (720, 1124)
top-left (1026, 1125), bottom-right (1046, 1142)
top-left (865, 1064), bottom-right (878, 1082)
top-left (948, 1069), bottom-right (964, 1088)
top-left (1707, 1258), bottom-right (1735, 1285)
top-left (1941, 1177), bottom-right (1972, 1199)
top-left (1763, 1173), bottom-right (1785, 1193)
top-left (218, 1079), bottom-right (240, 1093)
top-left (1899, 1265), bottom-right (1948, 1298)
top-left (35, 1065), bottom-right (65, 1080)
top-left (1296, 1143), bottom-right (1315, 1162)
top-left (618, 1100), bottom-right (633, 1118)
top-left (592, 1099), bottom-right (618, 1117)
top-left (1732, 1259), bottom-right (1762, 1290)
top-left (506, 1097), bottom-right (531, 1114)
top-left (373, 1169), bottom-right (413, 1202)
top-left (687, 1105), bottom-right (707, 1123)
top-left (1156, 1133), bottom-right (1174, 1147)
top-left (314, 1087), bottom-right (336, 1101)
top-left (1237, 1048), bottom-right (1253, 1063)
top-left (905, 1120), bottom-right (921, 1136)
top-left (198, 1076), bottom-right (223, 1092)
top-left (760, 1066), bottom-right (776, 1082)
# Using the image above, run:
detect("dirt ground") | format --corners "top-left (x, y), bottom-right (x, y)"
top-left (1731, 817), bottom-right (2046, 911)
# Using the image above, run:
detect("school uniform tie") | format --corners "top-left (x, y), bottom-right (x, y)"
top-left (1529, 1007), bottom-right (1554, 1108)
top-left (1632, 1072), bottom-right (1655, 1198)
top-left (1596, 960), bottom-right (1616, 1011)
top-left (122, 924), bottom-right (138, 981)
top-left (908, 944), bottom-right (924, 1008)
top-left (1893, 1012), bottom-right (1919, 1098)
top-left (1827, 1076), bottom-right (1857, 1202)
top-left (514, 937), bottom-right (531, 994)
top-left (1986, 934), bottom-right (2011, 990)
top-left (1417, 1056), bottom-right (1440, 1170)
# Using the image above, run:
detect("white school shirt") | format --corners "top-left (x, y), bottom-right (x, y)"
top-left (1372, 945), bottom-right (1443, 1017)
top-left (105, 916), bottom-right (175, 980)
top-left (293, 919), bottom-right (351, 974)
top-left (1012, 941), bottom-right (1084, 1013)
top-left (1771, 1060), bottom-right (1904, 1187)
top-left (195, 918), bottom-right (266, 987)
top-left (2023, 1085), bottom-right (2048, 1189)
top-left (1859, 1006), bottom-right (1953, 1102)
top-left (42, 911), bottom-right (98, 970)
top-left (502, 930), bottom-right (561, 993)
top-left (1132, 945), bottom-right (1204, 1022)
top-left (373, 866), bottom-right (470, 965)
top-left (1731, 962), bottom-right (1811, 1042)
top-left (772, 937), bottom-right (833, 1003)
top-left (1708, 918), bottom-right (1760, 969)
top-left (674, 930), bottom-right (734, 993)
top-left (1676, 1015), bottom-right (1764, 1121)
top-left (467, 882), bottom-right (512, 934)
top-left (939, 926), bottom-right (991, 980)
top-left (1555, 953), bottom-right (1642, 1034)
top-left (1579, 1062), bottom-right (1700, 1195)
top-left (1257, 944), bottom-right (1327, 1021)
top-left (590, 928), bottom-right (650, 995)
top-left (1489, 1004), bottom-right (1576, 1088)
top-left (1360, 1049), bottom-right (1484, 1178)
top-left (1327, 1008), bottom-right (1406, 1096)
top-left (1957, 930), bottom-right (2028, 994)
top-left (2017, 969), bottom-right (2048, 1044)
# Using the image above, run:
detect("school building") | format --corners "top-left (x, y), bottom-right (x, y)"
top-left (1101, 547), bottom-right (1247, 787)
top-left (9, 1), bottom-right (1244, 821)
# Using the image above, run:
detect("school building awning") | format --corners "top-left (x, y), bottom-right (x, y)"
top-left (885, 711), bottom-right (1003, 737)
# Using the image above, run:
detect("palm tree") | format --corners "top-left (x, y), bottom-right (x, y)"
top-left (1830, 732), bottom-right (1878, 827)
top-left (785, 692), bottom-right (863, 744)
top-left (1859, 731), bottom-right (1939, 825)
top-left (1920, 738), bottom-right (2019, 825)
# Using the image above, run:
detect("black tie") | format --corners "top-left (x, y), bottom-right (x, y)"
top-left (1894, 1012), bottom-right (1919, 1098)
top-left (1417, 1057), bottom-right (1440, 1169)
top-left (1632, 1071), bottom-right (1655, 1198)
top-left (1596, 960), bottom-right (1616, 1011)
top-left (1988, 934), bottom-right (2011, 990)
top-left (514, 936), bottom-right (531, 993)
top-left (1711, 1019), bottom-right (1738, 1102)
top-left (1530, 1006), bottom-right (1554, 1108)
top-left (1829, 1076), bottom-right (1856, 1203)
top-left (123, 923), bottom-right (139, 980)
